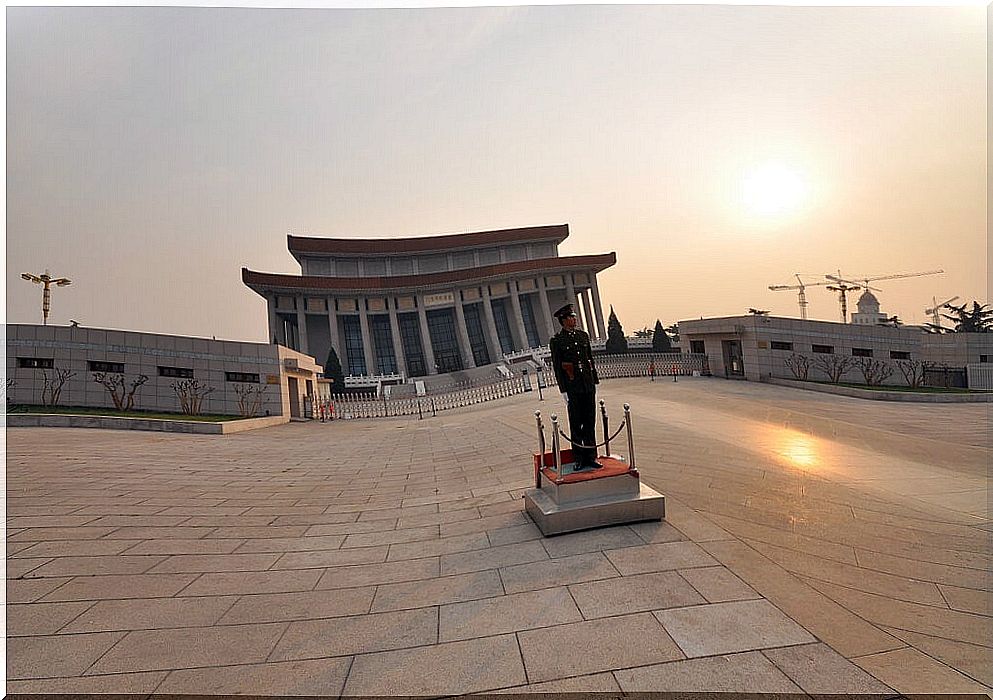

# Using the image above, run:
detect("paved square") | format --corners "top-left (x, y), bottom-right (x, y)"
top-left (6, 378), bottom-right (991, 694)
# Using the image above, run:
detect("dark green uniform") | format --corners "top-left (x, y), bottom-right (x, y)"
top-left (549, 327), bottom-right (600, 465)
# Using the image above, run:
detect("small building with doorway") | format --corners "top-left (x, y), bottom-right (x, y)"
top-left (678, 315), bottom-right (991, 386)
top-left (242, 224), bottom-right (615, 378)
top-left (6, 324), bottom-right (322, 420)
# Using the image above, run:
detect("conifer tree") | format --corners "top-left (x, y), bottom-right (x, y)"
top-left (324, 346), bottom-right (346, 392)
top-left (605, 306), bottom-right (628, 354)
top-left (652, 319), bottom-right (673, 353)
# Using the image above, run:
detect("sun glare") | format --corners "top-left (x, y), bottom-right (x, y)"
top-left (741, 163), bottom-right (808, 217)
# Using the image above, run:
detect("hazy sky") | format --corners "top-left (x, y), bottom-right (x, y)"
top-left (6, 4), bottom-right (987, 341)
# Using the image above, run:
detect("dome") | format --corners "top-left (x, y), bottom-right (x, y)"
top-left (856, 290), bottom-right (880, 313)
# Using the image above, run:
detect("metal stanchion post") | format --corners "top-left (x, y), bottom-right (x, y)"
top-left (599, 399), bottom-right (610, 457)
top-left (550, 413), bottom-right (562, 478)
top-left (624, 403), bottom-right (635, 469)
top-left (534, 410), bottom-right (545, 488)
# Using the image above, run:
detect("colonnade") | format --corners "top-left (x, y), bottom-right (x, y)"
top-left (269, 274), bottom-right (607, 376)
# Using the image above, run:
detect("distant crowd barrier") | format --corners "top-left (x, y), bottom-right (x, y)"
top-left (595, 353), bottom-right (708, 379)
top-left (315, 353), bottom-right (709, 421)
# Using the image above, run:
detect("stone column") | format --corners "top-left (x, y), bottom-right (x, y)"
top-left (357, 298), bottom-right (375, 376)
top-left (537, 277), bottom-right (556, 340)
top-left (564, 275), bottom-right (585, 332)
top-left (327, 296), bottom-right (341, 359)
top-left (480, 285), bottom-right (503, 359)
top-left (452, 293), bottom-right (476, 369)
top-left (580, 289), bottom-right (596, 340)
top-left (387, 300), bottom-right (407, 377)
top-left (417, 297), bottom-right (438, 374)
top-left (508, 282), bottom-right (530, 350)
top-left (590, 273), bottom-right (607, 339)
top-left (267, 293), bottom-right (278, 345)
top-left (295, 296), bottom-right (309, 354)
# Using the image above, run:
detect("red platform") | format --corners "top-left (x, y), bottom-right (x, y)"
top-left (533, 450), bottom-right (638, 485)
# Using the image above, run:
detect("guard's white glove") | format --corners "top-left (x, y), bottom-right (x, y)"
top-left (561, 392), bottom-right (569, 405)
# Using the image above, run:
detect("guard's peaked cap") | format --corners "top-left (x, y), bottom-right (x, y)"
top-left (553, 303), bottom-right (577, 321)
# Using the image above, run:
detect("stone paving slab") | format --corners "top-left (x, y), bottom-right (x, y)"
top-left (614, 650), bottom-right (804, 693)
top-left (603, 539), bottom-right (720, 574)
top-left (498, 551), bottom-right (620, 593)
top-left (6, 378), bottom-right (991, 693)
top-left (438, 585), bottom-right (583, 641)
top-left (7, 631), bottom-right (126, 678)
top-left (655, 599), bottom-right (817, 657)
top-left (156, 657), bottom-right (351, 695)
top-left (7, 601), bottom-right (94, 636)
top-left (570, 570), bottom-right (706, 618)
top-left (343, 633), bottom-right (526, 695)
top-left (218, 587), bottom-right (375, 624)
top-left (179, 568), bottom-right (323, 596)
top-left (678, 564), bottom-right (760, 602)
top-left (62, 595), bottom-right (239, 633)
top-left (269, 607), bottom-right (438, 661)
top-left (40, 573), bottom-right (200, 601)
top-left (517, 611), bottom-right (685, 682)
top-left (370, 569), bottom-right (502, 612)
top-left (763, 642), bottom-right (894, 695)
top-left (85, 622), bottom-right (288, 674)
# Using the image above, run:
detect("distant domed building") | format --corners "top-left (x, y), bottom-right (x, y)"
top-left (850, 290), bottom-right (889, 325)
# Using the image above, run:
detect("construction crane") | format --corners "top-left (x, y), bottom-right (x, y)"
top-left (20, 269), bottom-right (72, 325)
top-left (925, 295), bottom-right (960, 331)
top-left (825, 269), bottom-right (943, 324)
top-left (768, 274), bottom-right (832, 320)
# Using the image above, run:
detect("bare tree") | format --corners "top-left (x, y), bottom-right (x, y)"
top-left (233, 383), bottom-right (267, 417)
top-left (812, 354), bottom-right (854, 383)
top-left (784, 353), bottom-right (811, 380)
top-left (41, 367), bottom-right (76, 407)
top-left (170, 379), bottom-right (216, 415)
top-left (4, 378), bottom-right (15, 411)
top-left (896, 359), bottom-right (933, 389)
top-left (854, 357), bottom-right (894, 386)
top-left (93, 372), bottom-right (149, 411)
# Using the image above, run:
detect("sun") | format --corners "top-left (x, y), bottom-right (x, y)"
top-left (741, 163), bottom-right (808, 217)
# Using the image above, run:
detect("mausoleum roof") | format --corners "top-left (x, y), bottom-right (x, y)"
top-left (287, 224), bottom-right (570, 258)
top-left (243, 252), bottom-right (616, 296)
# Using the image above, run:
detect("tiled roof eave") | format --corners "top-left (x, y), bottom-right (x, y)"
top-left (286, 224), bottom-right (570, 258)
top-left (242, 253), bottom-right (616, 297)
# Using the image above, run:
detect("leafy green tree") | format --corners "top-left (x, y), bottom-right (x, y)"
top-left (652, 319), bottom-right (673, 353)
top-left (324, 345), bottom-right (346, 391)
top-left (633, 326), bottom-right (653, 338)
top-left (941, 301), bottom-right (992, 333)
top-left (605, 306), bottom-right (629, 354)
top-left (665, 323), bottom-right (680, 343)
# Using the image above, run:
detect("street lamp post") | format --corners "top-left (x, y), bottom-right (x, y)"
top-left (21, 269), bottom-right (72, 325)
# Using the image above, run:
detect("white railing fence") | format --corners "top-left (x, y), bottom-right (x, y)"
top-left (314, 353), bottom-right (709, 421)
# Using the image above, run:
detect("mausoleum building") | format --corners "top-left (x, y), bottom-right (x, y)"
top-left (243, 224), bottom-right (615, 377)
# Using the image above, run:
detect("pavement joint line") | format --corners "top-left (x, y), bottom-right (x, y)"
top-left (744, 542), bottom-right (985, 599)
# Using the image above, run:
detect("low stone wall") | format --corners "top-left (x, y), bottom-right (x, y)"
top-left (6, 414), bottom-right (289, 433)
top-left (764, 377), bottom-right (993, 403)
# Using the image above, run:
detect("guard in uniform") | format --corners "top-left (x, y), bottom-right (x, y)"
top-left (549, 303), bottom-right (603, 469)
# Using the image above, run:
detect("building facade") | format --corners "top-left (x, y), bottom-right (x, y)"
top-left (679, 315), bottom-right (992, 386)
top-left (243, 224), bottom-right (616, 377)
top-left (6, 324), bottom-right (323, 419)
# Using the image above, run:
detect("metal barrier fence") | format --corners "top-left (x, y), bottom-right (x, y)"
top-left (315, 353), bottom-right (709, 421)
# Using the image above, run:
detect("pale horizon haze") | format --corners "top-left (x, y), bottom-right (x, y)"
top-left (6, 4), bottom-right (988, 342)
